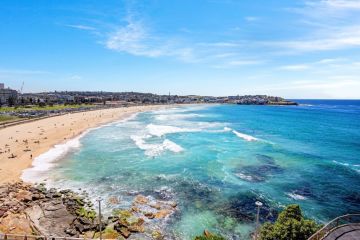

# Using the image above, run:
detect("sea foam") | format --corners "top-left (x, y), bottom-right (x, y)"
top-left (21, 133), bottom-right (84, 182)
top-left (232, 130), bottom-right (258, 141)
top-left (146, 124), bottom-right (199, 137)
top-left (155, 113), bottom-right (203, 121)
top-left (287, 192), bottom-right (307, 200)
top-left (131, 135), bottom-right (184, 157)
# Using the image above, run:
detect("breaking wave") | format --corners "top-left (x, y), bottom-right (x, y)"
top-left (155, 113), bottom-right (204, 121)
top-left (21, 132), bottom-right (85, 182)
top-left (146, 124), bottom-right (200, 137)
top-left (131, 135), bottom-right (184, 157)
top-left (287, 192), bottom-right (307, 200)
top-left (232, 130), bottom-right (258, 141)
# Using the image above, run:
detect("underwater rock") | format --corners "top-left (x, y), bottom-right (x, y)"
top-left (134, 194), bottom-right (149, 204)
top-left (152, 230), bottom-right (164, 240)
top-left (213, 191), bottom-right (278, 223)
top-left (154, 209), bottom-right (172, 219)
top-left (108, 196), bottom-right (120, 205)
top-left (235, 157), bottom-right (283, 182)
top-left (256, 154), bottom-right (275, 164)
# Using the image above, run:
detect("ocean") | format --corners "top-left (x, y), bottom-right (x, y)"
top-left (22, 100), bottom-right (360, 239)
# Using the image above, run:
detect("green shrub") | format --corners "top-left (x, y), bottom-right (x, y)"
top-left (259, 204), bottom-right (321, 240)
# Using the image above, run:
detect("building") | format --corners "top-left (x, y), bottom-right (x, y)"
top-left (0, 84), bottom-right (18, 105)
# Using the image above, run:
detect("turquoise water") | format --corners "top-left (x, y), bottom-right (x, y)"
top-left (25, 101), bottom-right (360, 239)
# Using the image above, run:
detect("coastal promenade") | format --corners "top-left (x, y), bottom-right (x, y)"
top-left (323, 224), bottom-right (360, 240)
top-left (309, 214), bottom-right (360, 240)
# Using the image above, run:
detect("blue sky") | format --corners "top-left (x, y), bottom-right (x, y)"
top-left (1, 0), bottom-right (360, 98)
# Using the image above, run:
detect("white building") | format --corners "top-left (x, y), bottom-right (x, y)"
top-left (0, 84), bottom-right (18, 105)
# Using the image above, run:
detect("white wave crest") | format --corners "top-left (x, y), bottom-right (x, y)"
top-left (155, 113), bottom-right (203, 121)
top-left (152, 105), bottom-right (211, 115)
top-left (207, 126), bottom-right (232, 133)
top-left (21, 133), bottom-right (84, 182)
top-left (287, 193), bottom-right (307, 200)
top-left (146, 124), bottom-right (199, 137)
top-left (235, 173), bottom-right (254, 181)
top-left (223, 127), bottom-right (232, 132)
top-left (232, 130), bottom-right (258, 141)
top-left (333, 160), bottom-right (350, 166)
top-left (131, 135), bottom-right (184, 157)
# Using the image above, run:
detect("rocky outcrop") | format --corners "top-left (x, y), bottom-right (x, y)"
top-left (110, 194), bottom-right (177, 239)
top-left (0, 182), bottom-right (178, 239)
top-left (0, 182), bottom-right (97, 237)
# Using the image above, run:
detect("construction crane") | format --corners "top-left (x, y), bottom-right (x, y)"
top-left (19, 81), bottom-right (24, 94)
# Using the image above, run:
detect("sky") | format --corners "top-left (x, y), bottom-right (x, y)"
top-left (0, 0), bottom-right (360, 99)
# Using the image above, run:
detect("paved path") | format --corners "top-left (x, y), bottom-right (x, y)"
top-left (323, 224), bottom-right (360, 240)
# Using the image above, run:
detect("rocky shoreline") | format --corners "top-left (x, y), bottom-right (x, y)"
top-left (0, 182), bottom-right (177, 239)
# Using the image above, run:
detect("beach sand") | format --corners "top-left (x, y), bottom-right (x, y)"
top-left (0, 105), bottom-right (166, 184)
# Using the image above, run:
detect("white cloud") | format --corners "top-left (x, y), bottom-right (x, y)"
top-left (228, 60), bottom-right (263, 66)
top-left (316, 58), bottom-right (346, 64)
top-left (253, 79), bottom-right (360, 96)
top-left (276, 0), bottom-right (360, 53)
top-left (280, 64), bottom-right (310, 71)
top-left (198, 42), bottom-right (240, 47)
top-left (69, 75), bottom-right (82, 80)
top-left (278, 58), bottom-right (352, 72)
top-left (244, 16), bottom-right (260, 22)
top-left (316, 0), bottom-right (360, 10)
top-left (271, 26), bottom-right (360, 52)
top-left (66, 24), bottom-right (96, 31)
top-left (213, 59), bottom-right (263, 68)
top-left (105, 19), bottom-right (196, 62)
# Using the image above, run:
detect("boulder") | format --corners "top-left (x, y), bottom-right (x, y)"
top-left (154, 209), bottom-right (172, 219)
top-left (134, 195), bottom-right (148, 204)
top-left (119, 227), bottom-right (131, 238)
top-left (108, 196), bottom-right (120, 205)
top-left (152, 230), bottom-right (164, 240)
top-left (26, 201), bottom-right (76, 236)
top-left (0, 213), bottom-right (35, 235)
top-left (144, 212), bottom-right (155, 219)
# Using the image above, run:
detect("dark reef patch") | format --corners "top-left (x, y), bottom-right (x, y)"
top-left (256, 154), bottom-right (275, 164)
top-left (212, 191), bottom-right (278, 223)
top-left (234, 155), bottom-right (283, 182)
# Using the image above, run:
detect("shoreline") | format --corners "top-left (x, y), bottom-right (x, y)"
top-left (0, 105), bottom-right (170, 184)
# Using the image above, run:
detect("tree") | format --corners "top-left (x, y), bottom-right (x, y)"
top-left (259, 205), bottom-right (321, 240)
top-left (7, 95), bottom-right (17, 107)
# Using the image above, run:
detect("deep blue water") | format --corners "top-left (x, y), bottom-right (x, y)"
top-left (23, 100), bottom-right (360, 239)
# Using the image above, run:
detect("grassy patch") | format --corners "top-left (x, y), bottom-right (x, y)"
top-left (0, 115), bottom-right (20, 122)
top-left (0, 104), bottom-right (94, 112)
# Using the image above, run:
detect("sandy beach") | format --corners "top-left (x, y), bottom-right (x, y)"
top-left (0, 105), bottom-right (166, 184)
